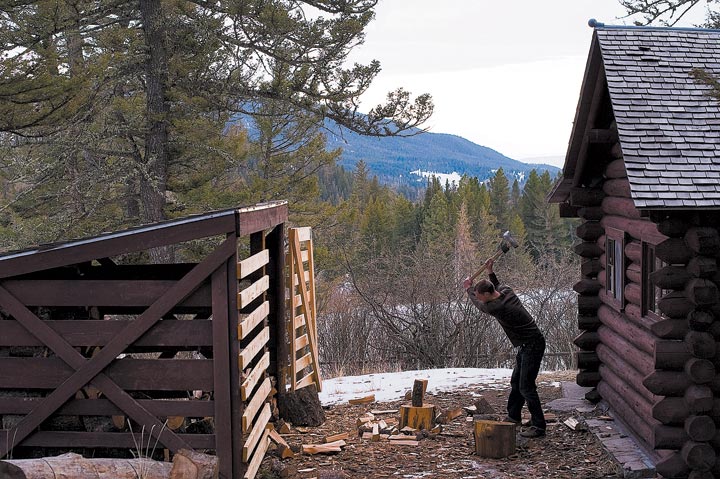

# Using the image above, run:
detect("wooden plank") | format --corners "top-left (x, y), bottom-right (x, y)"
top-left (0, 237), bottom-right (236, 458)
top-left (241, 352), bottom-right (270, 401)
top-left (237, 249), bottom-right (269, 280)
top-left (0, 397), bottom-right (214, 417)
top-left (266, 223), bottom-right (288, 397)
top-left (238, 301), bottom-right (269, 340)
top-left (242, 403), bottom-right (272, 462)
top-left (238, 275), bottom-right (269, 308)
top-left (243, 429), bottom-right (270, 479)
top-left (1, 280), bottom-right (212, 308)
top-left (293, 313), bottom-right (306, 330)
top-left (295, 227), bottom-right (312, 242)
top-left (19, 431), bottom-right (215, 449)
top-left (305, 233), bottom-right (319, 391)
top-left (0, 319), bottom-right (213, 347)
top-left (292, 269), bottom-right (311, 285)
top-left (0, 358), bottom-right (214, 390)
top-left (237, 202), bottom-right (288, 237)
top-left (242, 377), bottom-right (271, 433)
top-left (211, 263), bottom-right (234, 479)
top-left (301, 249), bottom-right (309, 262)
top-left (295, 334), bottom-right (309, 351)
top-left (295, 352), bottom-right (313, 372)
top-left (239, 327), bottom-right (269, 369)
top-left (296, 374), bottom-right (315, 390)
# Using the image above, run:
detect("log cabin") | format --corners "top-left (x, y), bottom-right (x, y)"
top-left (549, 23), bottom-right (720, 478)
top-left (0, 202), bottom-right (308, 479)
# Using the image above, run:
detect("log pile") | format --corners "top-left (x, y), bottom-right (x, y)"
top-left (568, 141), bottom-right (720, 477)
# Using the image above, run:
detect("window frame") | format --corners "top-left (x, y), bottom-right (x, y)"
top-left (605, 227), bottom-right (625, 311)
top-left (641, 240), bottom-right (668, 319)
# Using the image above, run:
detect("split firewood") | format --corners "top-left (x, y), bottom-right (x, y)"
top-left (370, 409), bottom-right (399, 415)
top-left (400, 426), bottom-right (416, 434)
top-left (563, 417), bottom-right (587, 431)
top-left (301, 440), bottom-right (346, 455)
top-left (473, 396), bottom-right (495, 415)
top-left (269, 429), bottom-right (295, 459)
top-left (356, 414), bottom-right (375, 427)
top-left (278, 421), bottom-right (292, 434)
top-left (404, 390), bottom-right (412, 400)
top-left (389, 434), bottom-right (414, 441)
top-left (371, 423), bottom-right (380, 442)
top-left (324, 432), bottom-right (349, 443)
top-left (169, 449), bottom-right (219, 479)
top-left (430, 425), bottom-right (443, 434)
top-left (377, 419), bottom-right (388, 430)
top-left (411, 379), bottom-right (429, 407)
top-left (435, 408), bottom-right (463, 425)
top-left (388, 440), bottom-right (419, 446)
top-left (348, 394), bottom-right (375, 405)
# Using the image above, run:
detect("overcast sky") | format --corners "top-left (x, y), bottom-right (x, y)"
top-left (348, 0), bottom-right (707, 167)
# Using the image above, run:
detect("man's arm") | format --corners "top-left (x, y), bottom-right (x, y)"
top-left (485, 259), bottom-right (500, 287)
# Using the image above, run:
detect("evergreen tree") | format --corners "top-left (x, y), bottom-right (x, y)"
top-left (488, 168), bottom-right (510, 230)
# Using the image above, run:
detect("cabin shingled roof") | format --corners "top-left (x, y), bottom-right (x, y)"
top-left (597, 26), bottom-right (720, 208)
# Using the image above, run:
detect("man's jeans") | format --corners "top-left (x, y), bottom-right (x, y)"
top-left (507, 335), bottom-right (546, 430)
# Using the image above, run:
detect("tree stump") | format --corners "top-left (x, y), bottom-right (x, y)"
top-left (277, 384), bottom-right (325, 427)
top-left (474, 420), bottom-right (516, 458)
top-left (399, 404), bottom-right (435, 430)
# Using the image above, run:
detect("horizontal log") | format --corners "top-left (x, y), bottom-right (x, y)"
top-left (605, 158), bottom-right (627, 178)
top-left (0, 453), bottom-right (173, 479)
top-left (659, 291), bottom-right (695, 319)
top-left (598, 304), bottom-right (654, 355)
top-left (0, 358), bottom-right (213, 390)
top-left (688, 256), bottom-right (718, 279)
top-left (581, 259), bottom-right (603, 277)
top-left (656, 451), bottom-right (690, 479)
top-left (610, 142), bottom-right (623, 160)
top-left (601, 214), bottom-right (667, 244)
top-left (597, 343), bottom-right (658, 404)
top-left (576, 370), bottom-right (601, 387)
top-left (559, 202), bottom-right (579, 218)
top-left (574, 241), bottom-right (603, 258)
top-left (576, 351), bottom-right (600, 369)
top-left (651, 266), bottom-right (691, 290)
top-left (597, 381), bottom-right (654, 449)
top-left (650, 318), bottom-right (689, 340)
top-left (625, 282), bottom-right (642, 307)
top-left (685, 278), bottom-right (719, 307)
top-left (625, 240), bottom-right (642, 264)
top-left (657, 217), bottom-right (691, 239)
top-left (626, 262), bottom-right (642, 284)
top-left (573, 330), bottom-right (600, 350)
top-left (656, 238), bottom-right (692, 265)
top-left (602, 196), bottom-right (642, 219)
top-left (599, 364), bottom-right (653, 423)
top-left (625, 302), bottom-right (657, 333)
top-left (686, 330), bottom-right (717, 359)
top-left (682, 440), bottom-right (716, 471)
top-left (602, 178), bottom-right (632, 198)
top-left (578, 315), bottom-right (601, 331)
top-left (654, 424), bottom-right (689, 449)
top-left (685, 415), bottom-right (716, 442)
top-left (688, 310), bottom-right (714, 332)
top-left (655, 340), bottom-right (690, 371)
top-left (685, 227), bottom-right (720, 256)
top-left (576, 221), bottom-right (604, 241)
top-left (653, 397), bottom-right (689, 425)
top-left (570, 187), bottom-right (605, 207)
top-left (598, 326), bottom-right (653, 376)
top-left (0, 397), bottom-right (214, 417)
top-left (574, 279), bottom-right (602, 295)
top-left (644, 370), bottom-right (692, 397)
top-left (578, 206), bottom-right (604, 221)
top-left (685, 358), bottom-right (715, 384)
top-left (1, 280), bottom-right (211, 308)
top-left (685, 385), bottom-right (714, 414)
top-left (0, 319), bottom-right (213, 348)
top-left (578, 294), bottom-right (602, 315)
top-left (18, 431), bottom-right (214, 449)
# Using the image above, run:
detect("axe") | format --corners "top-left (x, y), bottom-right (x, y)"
top-left (469, 230), bottom-right (520, 281)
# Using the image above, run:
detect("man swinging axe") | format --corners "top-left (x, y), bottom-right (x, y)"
top-left (463, 231), bottom-right (547, 438)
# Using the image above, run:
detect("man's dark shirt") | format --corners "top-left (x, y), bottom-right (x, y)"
top-left (467, 273), bottom-right (543, 347)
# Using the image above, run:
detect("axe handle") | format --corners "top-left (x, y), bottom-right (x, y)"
top-left (469, 249), bottom-right (504, 282)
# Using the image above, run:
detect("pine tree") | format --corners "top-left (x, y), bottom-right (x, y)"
top-left (488, 168), bottom-right (510, 230)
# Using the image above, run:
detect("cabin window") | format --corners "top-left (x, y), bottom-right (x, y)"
top-left (642, 242), bottom-right (667, 317)
top-left (606, 228), bottom-right (625, 310)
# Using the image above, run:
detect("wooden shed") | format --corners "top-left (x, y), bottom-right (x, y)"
top-left (549, 24), bottom-right (720, 478)
top-left (0, 202), bottom-right (303, 478)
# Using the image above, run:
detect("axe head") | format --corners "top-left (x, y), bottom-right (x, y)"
top-left (502, 230), bottom-right (519, 249)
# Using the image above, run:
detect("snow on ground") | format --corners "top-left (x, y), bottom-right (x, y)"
top-left (318, 367), bottom-right (513, 406)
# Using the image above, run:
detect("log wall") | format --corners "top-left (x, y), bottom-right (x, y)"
top-left (570, 144), bottom-right (720, 478)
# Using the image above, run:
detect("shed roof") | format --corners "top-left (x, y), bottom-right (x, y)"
top-left (551, 25), bottom-right (720, 209)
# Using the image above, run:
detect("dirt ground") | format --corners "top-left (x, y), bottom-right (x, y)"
top-left (260, 371), bottom-right (625, 479)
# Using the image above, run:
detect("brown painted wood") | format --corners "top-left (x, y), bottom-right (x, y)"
top-left (654, 340), bottom-right (690, 371)
top-left (0, 357), bottom-right (213, 390)
top-left (18, 431), bottom-right (214, 449)
top-left (685, 415), bottom-right (716, 442)
top-left (604, 158), bottom-right (627, 178)
top-left (581, 259), bottom-right (603, 277)
top-left (685, 358), bottom-right (715, 384)
top-left (596, 381), bottom-right (654, 449)
top-left (653, 397), bottom-right (689, 425)
top-left (625, 240), bottom-right (642, 264)
top-left (598, 326), bottom-right (653, 376)
top-left (0, 214), bottom-right (237, 280)
top-left (688, 310), bottom-right (714, 332)
top-left (644, 371), bottom-right (692, 397)
top-left (236, 202), bottom-right (288, 237)
top-left (576, 221), bottom-right (604, 241)
top-left (655, 452), bottom-right (690, 479)
top-left (576, 370), bottom-right (601, 386)
top-left (267, 223), bottom-right (287, 393)
top-left (685, 278), bottom-right (719, 307)
top-left (599, 364), bottom-right (653, 425)
top-left (596, 343), bottom-right (658, 404)
top-left (226, 243), bottom-right (246, 479)
top-left (598, 304), bottom-right (653, 354)
top-left (0, 319), bottom-right (212, 347)
top-left (685, 385), bottom-right (714, 414)
top-left (573, 279), bottom-right (602, 295)
top-left (574, 241), bottom-right (603, 258)
top-left (655, 238), bottom-right (692, 265)
top-left (657, 217), bottom-right (691, 238)
top-left (601, 214), bottom-right (667, 244)
top-left (626, 261), bottom-right (642, 284)
top-left (0, 397), bottom-right (213, 416)
top-left (687, 256), bottom-right (717, 278)
top-left (650, 318), bottom-right (689, 340)
top-left (578, 206), bottom-right (604, 221)
top-left (658, 291), bottom-right (695, 319)
top-left (576, 351), bottom-right (600, 369)
top-left (578, 295), bottom-right (602, 315)
top-left (558, 202), bottom-right (579, 218)
top-left (0, 237), bottom-right (235, 458)
top-left (685, 227), bottom-right (720, 255)
top-left (1, 280), bottom-right (211, 308)
top-left (586, 128), bottom-right (619, 144)
top-left (686, 330), bottom-right (716, 359)
top-left (602, 196), bottom-right (642, 219)
top-left (602, 178), bottom-right (632, 198)
top-left (211, 262), bottom-right (233, 479)
top-left (650, 266), bottom-right (691, 290)
top-left (624, 281), bottom-right (642, 307)
top-left (681, 440), bottom-right (716, 471)
top-left (573, 330), bottom-right (600, 350)
top-left (578, 315), bottom-right (601, 331)
top-left (654, 424), bottom-right (689, 449)
top-left (570, 187), bottom-right (605, 207)
top-left (609, 142), bottom-right (623, 160)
